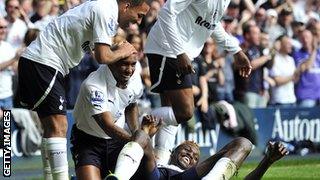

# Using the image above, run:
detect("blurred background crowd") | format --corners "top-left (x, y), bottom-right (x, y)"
top-left (0, 0), bottom-right (319, 148)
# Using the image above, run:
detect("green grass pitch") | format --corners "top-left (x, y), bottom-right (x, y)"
top-left (7, 155), bottom-right (320, 179)
top-left (233, 156), bottom-right (320, 180)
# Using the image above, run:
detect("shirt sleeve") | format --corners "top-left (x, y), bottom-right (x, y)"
top-left (91, 3), bottom-right (118, 46)
top-left (210, 22), bottom-right (241, 54)
top-left (83, 84), bottom-right (110, 116)
top-left (158, 0), bottom-right (194, 55)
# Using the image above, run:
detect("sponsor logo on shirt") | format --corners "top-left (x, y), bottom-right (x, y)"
top-left (81, 41), bottom-right (92, 53)
top-left (195, 16), bottom-right (216, 30)
top-left (90, 90), bottom-right (105, 107)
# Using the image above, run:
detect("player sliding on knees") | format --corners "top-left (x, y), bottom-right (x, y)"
top-left (144, 0), bottom-right (252, 164)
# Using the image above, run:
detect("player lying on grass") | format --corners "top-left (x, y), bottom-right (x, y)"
top-left (70, 50), bottom-right (162, 180)
top-left (108, 119), bottom-right (288, 180)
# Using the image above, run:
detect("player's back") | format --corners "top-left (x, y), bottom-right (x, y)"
top-left (22, 0), bottom-right (118, 76)
top-left (145, 0), bottom-right (231, 59)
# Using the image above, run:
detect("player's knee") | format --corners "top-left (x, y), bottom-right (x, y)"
top-left (174, 104), bottom-right (194, 123)
top-left (41, 115), bottom-right (68, 137)
top-left (234, 137), bottom-right (252, 155)
top-left (133, 130), bottom-right (150, 149)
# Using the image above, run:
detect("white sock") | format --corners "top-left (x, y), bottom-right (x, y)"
top-left (46, 138), bottom-right (69, 180)
top-left (154, 125), bottom-right (179, 165)
top-left (151, 107), bottom-right (178, 126)
top-left (41, 138), bottom-right (53, 180)
top-left (114, 142), bottom-right (144, 180)
top-left (202, 157), bottom-right (237, 180)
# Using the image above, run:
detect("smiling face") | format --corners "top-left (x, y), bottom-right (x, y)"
top-left (109, 53), bottom-right (137, 88)
top-left (118, 1), bottom-right (150, 29)
top-left (170, 141), bottom-right (200, 170)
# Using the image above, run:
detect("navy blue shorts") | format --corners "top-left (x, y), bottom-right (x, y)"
top-left (17, 57), bottom-right (66, 118)
top-left (70, 125), bottom-right (125, 178)
top-left (147, 54), bottom-right (192, 93)
top-left (148, 166), bottom-right (200, 180)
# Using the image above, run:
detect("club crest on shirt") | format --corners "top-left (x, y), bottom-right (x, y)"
top-left (90, 90), bottom-right (105, 107)
top-left (114, 111), bottom-right (123, 120)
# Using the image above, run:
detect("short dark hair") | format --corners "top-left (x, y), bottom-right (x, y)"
top-left (242, 23), bottom-right (255, 35)
top-left (5, 0), bottom-right (18, 7)
top-left (118, 0), bottom-right (147, 7)
top-left (276, 34), bottom-right (288, 42)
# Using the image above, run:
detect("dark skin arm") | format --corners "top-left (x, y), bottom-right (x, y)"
top-left (125, 103), bottom-right (140, 134)
top-left (140, 115), bottom-right (162, 172)
top-left (93, 112), bottom-right (132, 142)
top-left (94, 42), bottom-right (137, 64)
top-left (244, 141), bottom-right (288, 180)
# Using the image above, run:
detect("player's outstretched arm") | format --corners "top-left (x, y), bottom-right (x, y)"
top-left (244, 141), bottom-right (288, 180)
top-left (94, 42), bottom-right (137, 64)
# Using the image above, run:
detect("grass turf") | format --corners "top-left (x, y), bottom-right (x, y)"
top-left (6, 155), bottom-right (320, 179)
top-left (232, 156), bottom-right (320, 180)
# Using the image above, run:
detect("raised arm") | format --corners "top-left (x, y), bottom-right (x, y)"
top-left (211, 24), bottom-right (252, 77)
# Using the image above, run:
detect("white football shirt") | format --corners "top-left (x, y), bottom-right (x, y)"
top-left (22, 0), bottom-right (118, 76)
top-left (73, 65), bottom-right (144, 139)
top-left (145, 0), bottom-right (241, 59)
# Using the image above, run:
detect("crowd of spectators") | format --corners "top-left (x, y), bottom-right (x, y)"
top-left (0, 0), bottom-right (319, 113)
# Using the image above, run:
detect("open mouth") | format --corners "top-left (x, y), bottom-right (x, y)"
top-left (121, 75), bottom-right (131, 81)
top-left (181, 155), bottom-right (191, 165)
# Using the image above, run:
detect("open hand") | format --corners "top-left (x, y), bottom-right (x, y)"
top-left (118, 41), bottom-right (137, 58)
top-left (266, 141), bottom-right (289, 164)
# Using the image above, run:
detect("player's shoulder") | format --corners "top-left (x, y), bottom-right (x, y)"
top-left (82, 66), bottom-right (107, 90)
top-left (90, 0), bottom-right (118, 11)
top-left (128, 70), bottom-right (143, 92)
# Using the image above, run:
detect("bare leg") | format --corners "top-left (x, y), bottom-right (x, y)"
top-left (152, 88), bottom-right (194, 164)
top-left (196, 137), bottom-right (252, 177)
top-left (76, 165), bottom-right (101, 180)
top-left (160, 88), bottom-right (194, 123)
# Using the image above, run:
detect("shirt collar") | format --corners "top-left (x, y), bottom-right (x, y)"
top-left (104, 65), bottom-right (117, 87)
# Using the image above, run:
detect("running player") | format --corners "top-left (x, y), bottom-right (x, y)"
top-left (17, 0), bottom-right (150, 179)
top-left (144, 0), bottom-right (252, 164)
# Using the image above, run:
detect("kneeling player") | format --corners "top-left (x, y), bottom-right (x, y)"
top-left (70, 51), bottom-right (160, 179)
